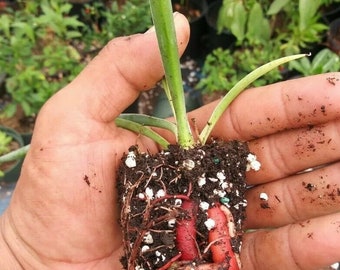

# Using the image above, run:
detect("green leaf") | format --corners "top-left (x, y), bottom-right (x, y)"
top-left (2, 103), bottom-right (17, 118)
top-left (118, 114), bottom-right (177, 135)
top-left (289, 57), bottom-right (311, 74)
top-left (299, 0), bottom-right (321, 31)
top-left (267, 0), bottom-right (290, 15)
top-left (199, 54), bottom-right (308, 144)
top-left (230, 2), bottom-right (247, 43)
top-left (247, 3), bottom-right (270, 43)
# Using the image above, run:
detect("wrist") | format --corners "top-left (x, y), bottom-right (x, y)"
top-left (0, 214), bottom-right (24, 269)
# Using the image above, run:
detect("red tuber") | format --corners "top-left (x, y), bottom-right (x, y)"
top-left (176, 200), bottom-right (199, 261)
top-left (207, 205), bottom-right (240, 270)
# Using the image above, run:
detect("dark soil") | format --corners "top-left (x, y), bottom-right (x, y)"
top-left (117, 140), bottom-right (250, 270)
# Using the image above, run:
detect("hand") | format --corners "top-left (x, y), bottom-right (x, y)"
top-left (1, 12), bottom-right (340, 270)
top-left (0, 13), bottom-right (189, 270)
top-left (189, 73), bottom-right (340, 269)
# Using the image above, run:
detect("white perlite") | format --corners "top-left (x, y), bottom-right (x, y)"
top-left (216, 171), bottom-right (226, 180)
top-left (145, 187), bottom-right (154, 199)
top-left (330, 262), bottom-right (339, 270)
top-left (168, 218), bottom-right (176, 228)
top-left (259, 192), bottom-right (269, 201)
top-left (204, 218), bottom-right (216, 230)
top-left (143, 232), bottom-right (153, 244)
top-left (197, 175), bottom-right (206, 187)
top-left (199, 201), bottom-right (210, 211)
top-left (155, 189), bottom-right (165, 198)
top-left (125, 151), bottom-right (137, 168)
top-left (141, 245), bottom-right (150, 253)
top-left (246, 153), bottom-right (261, 171)
top-left (137, 193), bottom-right (145, 199)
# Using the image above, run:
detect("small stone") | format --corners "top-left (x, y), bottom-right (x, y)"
top-left (183, 159), bottom-right (195, 170)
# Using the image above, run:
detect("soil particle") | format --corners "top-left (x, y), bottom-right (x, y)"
top-left (117, 140), bottom-right (249, 270)
top-left (326, 76), bottom-right (339, 85)
top-left (83, 175), bottom-right (90, 186)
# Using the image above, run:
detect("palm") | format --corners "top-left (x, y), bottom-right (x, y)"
top-left (7, 104), bottom-right (158, 269)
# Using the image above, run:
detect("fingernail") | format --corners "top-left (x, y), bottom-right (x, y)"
top-left (145, 12), bottom-right (180, 34)
top-left (173, 11), bottom-right (180, 17)
top-left (145, 25), bottom-right (155, 33)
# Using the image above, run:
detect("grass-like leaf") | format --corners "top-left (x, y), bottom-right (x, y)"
top-left (115, 117), bottom-right (170, 148)
top-left (117, 114), bottom-right (177, 134)
top-left (199, 53), bottom-right (309, 144)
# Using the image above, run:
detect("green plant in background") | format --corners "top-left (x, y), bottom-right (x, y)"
top-left (198, 0), bottom-right (335, 94)
top-left (81, 0), bottom-right (152, 52)
top-left (0, 131), bottom-right (13, 177)
top-left (289, 48), bottom-right (340, 76)
top-left (0, 0), bottom-right (152, 119)
top-left (0, 0), bottom-right (84, 117)
top-left (217, 0), bottom-right (329, 53)
top-left (0, 131), bottom-right (12, 156)
top-left (197, 44), bottom-right (283, 94)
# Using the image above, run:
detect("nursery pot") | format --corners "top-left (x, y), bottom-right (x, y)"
top-left (204, 0), bottom-right (236, 53)
top-left (327, 18), bottom-right (340, 55)
top-left (0, 126), bottom-right (24, 183)
top-left (172, 0), bottom-right (209, 59)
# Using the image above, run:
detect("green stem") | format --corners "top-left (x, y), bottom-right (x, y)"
top-left (115, 118), bottom-right (170, 149)
top-left (118, 113), bottom-right (177, 135)
top-left (149, 0), bottom-right (194, 148)
top-left (199, 53), bottom-right (308, 144)
top-left (0, 144), bottom-right (30, 163)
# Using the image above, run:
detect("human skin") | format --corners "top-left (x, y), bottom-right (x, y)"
top-left (1, 13), bottom-right (340, 270)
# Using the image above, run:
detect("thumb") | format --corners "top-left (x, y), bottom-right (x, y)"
top-left (54, 12), bottom-right (189, 123)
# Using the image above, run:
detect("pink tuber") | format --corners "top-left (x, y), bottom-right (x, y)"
top-left (207, 204), bottom-right (240, 269)
top-left (176, 200), bottom-right (199, 260)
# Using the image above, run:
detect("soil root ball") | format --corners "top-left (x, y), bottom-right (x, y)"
top-left (117, 140), bottom-right (250, 270)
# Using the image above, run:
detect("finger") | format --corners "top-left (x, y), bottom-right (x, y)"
top-left (246, 119), bottom-right (340, 184)
top-left (189, 73), bottom-right (340, 141)
top-left (244, 162), bottom-right (340, 229)
top-left (46, 13), bottom-right (189, 123)
top-left (241, 212), bottom-right (340, 270)
top-left (186, 73), bottom-right (340, 183)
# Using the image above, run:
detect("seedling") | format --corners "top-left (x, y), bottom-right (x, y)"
top-left (116, 1), bottom-right (306, 270)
